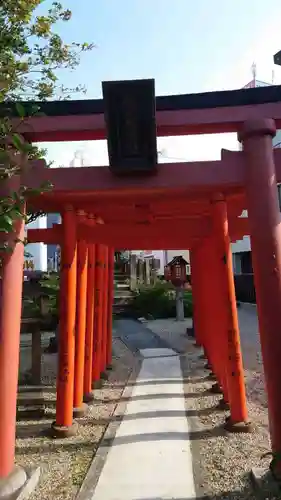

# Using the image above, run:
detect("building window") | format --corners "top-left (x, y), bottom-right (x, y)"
top-left (232, 253), bottom-right (242, 275)
top-left (277, 184), bottom-right (281, 212)
top-left (241, 251), bottom-right (253, 274)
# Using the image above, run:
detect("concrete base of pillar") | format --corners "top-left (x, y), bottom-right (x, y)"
top-left (50, 421), bottom-right (78, 438)
top-left (186, 326), bottom-right (194, 337)
top-left (83, 391), bottom-right (95, 403)
top-left (92, 380), bottom-right (102, 389)
top-left (209, 383), bottom-right (222, 394)
top-left (250, 467), bottom-right (281, 495)
top-left (0, 466), bottom-right (26, 499)
top-left (224, 416), bottom-right (254, 433)
top-left (0, 465), bottom-right (40, 499)
top-left (73, 403), bottom-right (88, 418)
top-left (216, 398), bottom-right (230, 411)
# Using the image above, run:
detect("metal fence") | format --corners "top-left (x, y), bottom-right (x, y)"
top-left (234, 273), bottom-right (256, 303)
top-left (187, 273), bottom-right (256, 304)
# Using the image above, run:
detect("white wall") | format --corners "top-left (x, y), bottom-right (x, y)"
top-left (231, 211), bottom-right (250, 253)
top-left (132, 250), bottom-right (166, 274)
top-left (231, 235), bottom-right (251, 254)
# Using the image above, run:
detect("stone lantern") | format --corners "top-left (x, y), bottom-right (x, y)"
top-left (166, 256), bottom-right (188, 321)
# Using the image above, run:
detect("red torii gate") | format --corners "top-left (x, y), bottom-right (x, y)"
top-left (2, 83), bottom-right (281, 491)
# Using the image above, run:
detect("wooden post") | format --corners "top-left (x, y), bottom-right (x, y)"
top-left (145, 258), bottom-right (150, 285)
top-left (138, 259), bottom-right (144, 284)
top-left (151, 259), bottom-right (157, 285)
top-left (130, 253), bottom-right (137, 290)
top-left (31, 325), bottom-right (42, 385)
top-left (30, 295), bottom-right (48, 384)
top-left (52, 206), bottom-right (78, 437)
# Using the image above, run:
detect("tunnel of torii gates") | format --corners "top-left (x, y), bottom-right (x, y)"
top-left (2, 81), bottom-right (281, 482)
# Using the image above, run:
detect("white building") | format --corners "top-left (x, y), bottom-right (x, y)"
top-left (25, 151), bottom-right (84, 272)
top-left (133, 250), bottom-right (190, 276)
top-left (24, 216), bottom-right (48, 271)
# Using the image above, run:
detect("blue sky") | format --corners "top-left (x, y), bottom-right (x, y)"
top-left (41, 0), bottom-right (281, 166)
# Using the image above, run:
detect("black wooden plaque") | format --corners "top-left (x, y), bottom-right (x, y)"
top-left (102, 79), bottom-right (157, 174)
top-left (274, 50), bottom-right (281, 66)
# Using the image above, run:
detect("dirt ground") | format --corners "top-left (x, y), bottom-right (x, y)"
top-left (16, 337), bottom-right (138, 500)
top-left (16, 305), bottom-right (278, 499)
top-left (146, 306), bottom-right (280, 499)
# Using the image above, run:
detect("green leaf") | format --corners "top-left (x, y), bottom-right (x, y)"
top-left (3, 214), bottom-right (13, 226)
top-left (0, 214), bottom-right (13, 233)
top-left (15, 102), bottom-right (25, 118)
top-left (12, 191), bottom-right (23, 204)
top-left (12, 134), bottom-right (24, 151)
top-left (41, 180), bottom-right (53, 190)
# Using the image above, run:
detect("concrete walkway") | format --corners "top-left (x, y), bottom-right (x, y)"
top-left (91, 347), bottom-right (196, 500)
top-left (113, 318), bottom-right (174, 354)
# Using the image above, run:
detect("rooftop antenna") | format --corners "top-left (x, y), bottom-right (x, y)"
top-left (251, 62), bottom-right (257, 85)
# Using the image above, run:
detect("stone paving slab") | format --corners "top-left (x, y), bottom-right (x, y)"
top-left (114, 318), bottom-right (175, 354)
top-left (90, 348), bottom-right (196, 500)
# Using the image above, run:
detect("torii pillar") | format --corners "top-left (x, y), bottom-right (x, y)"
top-left (190, 242), bottom-right (216, 370)
top-left (189, 250), bottom-right (202, 347)
top-left (106, 248), bottom-right (114, 369)
top-left (73, 214), bottom-right (88, 417)
top-left (83, 244), bottom-right (96, 402)
top-left (52, 206), bottom-right (78, 437)
top-left (239, 119), bottom-right (281, 463)
top-left (101, 246), bottom-right (109, 378)
top-left (92, 244), bottom-right (104, 388)
top-left (211, 196), bottom-right (250, 430)
top-left (0, 179), bottom-right (27, 496)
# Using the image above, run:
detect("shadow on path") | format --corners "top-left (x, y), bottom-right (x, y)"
top-left (93, 389), bottom-right (212, 404)
top-left (114, 318), bottom-right (179, 353)
top-left (100, 426), bottom-right (226, 448)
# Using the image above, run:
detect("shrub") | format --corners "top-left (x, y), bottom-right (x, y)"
top-left (128, 281), bottom-right (193, 319)
top-left (39, 272), bottom-right (60, 319)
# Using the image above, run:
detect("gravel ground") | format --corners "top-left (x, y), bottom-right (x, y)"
top-left (16, 307), bottom-right (276, 499)
top-left (146, 309), bottom-right (280, 499)
top-left (16, 337), bottom-right (138, 500)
